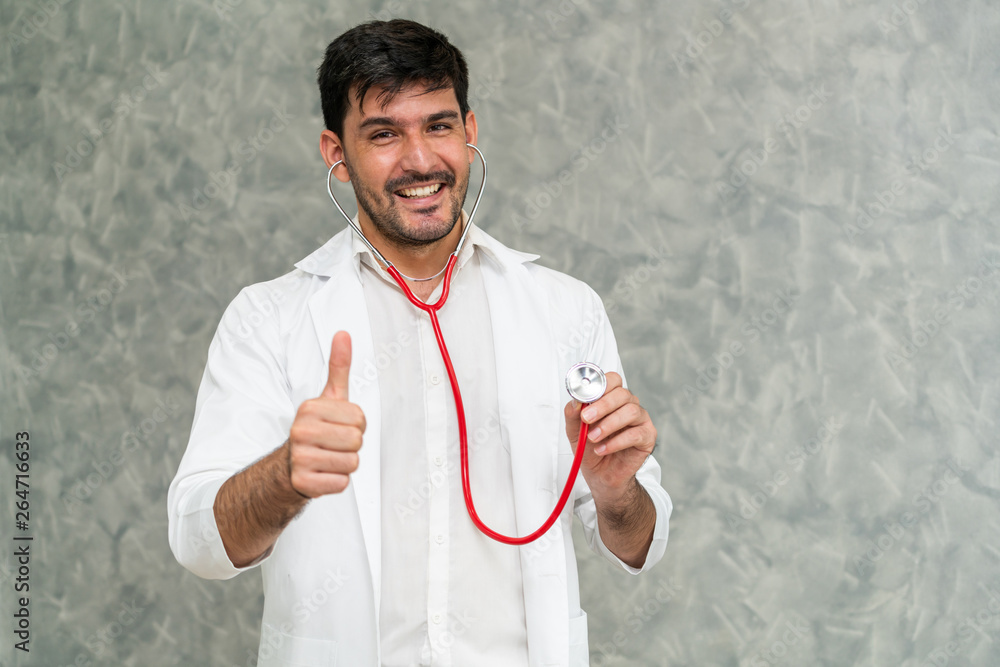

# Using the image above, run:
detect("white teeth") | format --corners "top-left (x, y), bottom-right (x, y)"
top-left (398, 183), bottom-right (442, 198)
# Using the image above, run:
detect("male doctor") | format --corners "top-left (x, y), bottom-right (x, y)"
top-left (168, 19), bottom-right (671, 667)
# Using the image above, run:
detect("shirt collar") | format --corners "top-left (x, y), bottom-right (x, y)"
top-left (351, 209), bottom-right (486, 278)
top-left (295, 210), bottom-right (540, 278)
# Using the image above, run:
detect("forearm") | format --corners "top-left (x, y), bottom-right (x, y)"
top-left (593, 477), bottom-right (656, 569)
top-left (214, 440), bottom-right (309, 568)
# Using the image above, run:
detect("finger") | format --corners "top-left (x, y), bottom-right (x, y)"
top-left (588, 402), bottom-right (646, 443)
top-left (296, 398), bottom-right (367, 432)
top-left (291, 471), bottom-right (351, 497)
top-left (581, 386), bottom-right (633, 425)
top-left (293, 447), bottom-right (360, 476)
top-left (592, 423), bottom-right (654, 456)
top-left (289, 422), bottom-right (364, 453)
top-left (322, 331), bottom-right (352, 401)
top-left (604, 371), bottom-right (623, 392)
top-left (311, 424), bottom-right (364, 453)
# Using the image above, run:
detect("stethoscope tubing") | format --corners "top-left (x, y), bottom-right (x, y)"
top-left (389, 256), bottom-right (592, 545)
top-left (326, 144), bottom-right (591, 545)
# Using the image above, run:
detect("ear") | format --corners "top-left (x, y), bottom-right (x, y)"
top-left (320, 130), bottom-right (351, 183)
top-left (464, 110), bottom-right (478, 163)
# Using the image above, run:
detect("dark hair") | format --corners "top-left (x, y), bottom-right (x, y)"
top-left (317, 19), bottom-right (470, 139)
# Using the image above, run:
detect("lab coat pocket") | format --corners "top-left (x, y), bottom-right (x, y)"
top-left (568, 609), bottom-right (589, 666)
top-left (255, 630), bottom-right (338, 667)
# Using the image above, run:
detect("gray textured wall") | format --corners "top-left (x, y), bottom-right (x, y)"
top-left (3, 0), bottom-right (999, 665)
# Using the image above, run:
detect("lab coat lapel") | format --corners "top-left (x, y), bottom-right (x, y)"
top-left (481, 253), bottom-right (571, 666)
top-left (300, 230), bottom-right (383, 623)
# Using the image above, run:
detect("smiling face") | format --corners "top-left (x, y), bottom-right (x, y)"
top-left (331, 83), bottom-right (478, 250)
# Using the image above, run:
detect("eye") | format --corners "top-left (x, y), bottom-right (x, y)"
top-left (429, 123), bottom-right (451, 132)
top-left (371, 130), bottom-right (395, 141)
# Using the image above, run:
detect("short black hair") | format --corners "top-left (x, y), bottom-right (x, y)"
top-left (317, 19), bottom-right (470, 139)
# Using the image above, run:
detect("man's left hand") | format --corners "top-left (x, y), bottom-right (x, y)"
top-left (564, 371), bottom-right (656, 500)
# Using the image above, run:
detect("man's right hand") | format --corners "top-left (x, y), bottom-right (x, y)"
top-left (287, 331), bottom-right (366, 497)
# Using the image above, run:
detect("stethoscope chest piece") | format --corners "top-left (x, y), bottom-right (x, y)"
top-left (565, 362), bottom-right (607, 404)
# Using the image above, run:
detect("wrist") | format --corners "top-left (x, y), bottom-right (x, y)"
top-left (592, 475), bottom-right (641, 510)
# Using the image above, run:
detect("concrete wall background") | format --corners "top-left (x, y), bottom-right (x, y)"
top-left (2, 0), bottom-right (999, 664)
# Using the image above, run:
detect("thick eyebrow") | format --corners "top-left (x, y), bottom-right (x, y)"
top-left (425, 110), bottom-right (460, 124)
top-left (358, 109), bottom-right (461, 131)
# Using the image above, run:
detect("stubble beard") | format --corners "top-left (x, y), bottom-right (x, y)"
top-left (345, 160), bottom-right (470, 250)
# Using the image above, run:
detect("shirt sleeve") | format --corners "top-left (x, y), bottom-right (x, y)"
top-left (572, 286), bottom-right (672, 574)
top-left (167, 285), bottom-right (297, 580)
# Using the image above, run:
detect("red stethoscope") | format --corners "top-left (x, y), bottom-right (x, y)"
top-left (326, 144), bottom-right (607, 545)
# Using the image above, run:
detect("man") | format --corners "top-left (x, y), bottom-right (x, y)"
top-left (168, 19), bottom-right (671, 667)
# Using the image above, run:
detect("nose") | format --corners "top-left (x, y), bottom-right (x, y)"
top-left (398, 133), bottom-right (437, 174)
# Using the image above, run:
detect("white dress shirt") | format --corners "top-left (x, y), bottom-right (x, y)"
top-left (357, 223), bottom-right (530, 666)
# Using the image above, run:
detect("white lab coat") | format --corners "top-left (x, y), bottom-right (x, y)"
top-left (167, 224), bottom-right (671, 667)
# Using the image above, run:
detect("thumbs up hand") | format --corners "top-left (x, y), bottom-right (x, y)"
top-left (287, 331), bottom-right (367, 498)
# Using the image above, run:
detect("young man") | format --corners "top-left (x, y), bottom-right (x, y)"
top-left (168, 19), bottom-right (671, 667)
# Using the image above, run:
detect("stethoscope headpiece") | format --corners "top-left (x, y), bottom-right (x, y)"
top-left (565, 362), bottom-right (606, 404)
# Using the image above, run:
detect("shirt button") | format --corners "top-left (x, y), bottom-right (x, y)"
top-left (432, 613), bottom-right (442, 624)
top-left (434, 455), bottom-right (444, 467)
top-left (435, 533), bottom-right (445, 545)
top-left (430, 373), bottom-right (441, 385)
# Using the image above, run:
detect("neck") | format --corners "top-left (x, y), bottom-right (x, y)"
top-left (357, 213), bottom-right (465, 281)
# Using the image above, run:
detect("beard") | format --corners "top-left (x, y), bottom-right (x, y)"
top-left (344, 159), bottom-right (470, 249)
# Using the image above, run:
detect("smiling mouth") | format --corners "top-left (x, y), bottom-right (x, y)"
top-left (395, 183), bottom-right (443, 199)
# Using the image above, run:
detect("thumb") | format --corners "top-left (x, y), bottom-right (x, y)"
top-left (565, 399), bottom-right (583, 446)
top-left (322, 331), bottom-right (352, 401)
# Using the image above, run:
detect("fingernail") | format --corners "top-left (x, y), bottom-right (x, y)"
top-left (595, 444), bottom-right (607, 455)
top-left (582, 408), bottom-right (596, 421)
top-left (588, 427), bottom-right (602, 441)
